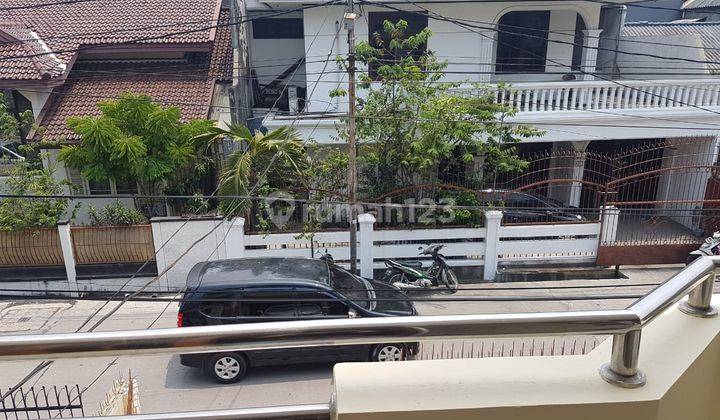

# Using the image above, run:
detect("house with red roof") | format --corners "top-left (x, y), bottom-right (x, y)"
top-left (0, 0), bottom-right (240, 217)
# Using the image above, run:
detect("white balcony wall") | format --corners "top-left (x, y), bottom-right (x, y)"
top-left (302, 2), bottom-right (602, 114)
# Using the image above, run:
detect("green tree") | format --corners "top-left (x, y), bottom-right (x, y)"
top-left (0, 162), bottom-right (74, 231)
top-left (58, 93), bottom-right (215, 196)
top-left (0, 92), bottom-right (33, 143)
top-left (332, 20), bottom-right (541, 198)
top-left (193, 124), bottom-right (308, 218)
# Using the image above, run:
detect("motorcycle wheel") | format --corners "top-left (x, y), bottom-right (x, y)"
top-left (440, 267), bottom-right (459, 292)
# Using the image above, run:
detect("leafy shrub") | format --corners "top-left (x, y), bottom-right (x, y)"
top-left (88, 200), bottom-right (147, 226)
top-left (0, 163), bottom-right (75, 231)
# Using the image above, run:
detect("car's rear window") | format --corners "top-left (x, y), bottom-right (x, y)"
top-left (199, 258), bottom-right (329, 286)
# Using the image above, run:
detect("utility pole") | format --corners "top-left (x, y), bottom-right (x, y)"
top-left (345, 0), bottom-right (358, 274)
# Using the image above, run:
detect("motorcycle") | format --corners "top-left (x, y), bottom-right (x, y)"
top-left (379, 244), bottom-right (459, 292)
top-left (686, 231), bottom-right (720, 265)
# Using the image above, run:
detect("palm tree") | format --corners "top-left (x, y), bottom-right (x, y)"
top-left (194, 123), bottom-right (307, 217)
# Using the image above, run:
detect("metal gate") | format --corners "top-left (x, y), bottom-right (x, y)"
top-left (0, 385), bottom-right (84, 419)
top-left (597, 138), bottom-right (720, 265)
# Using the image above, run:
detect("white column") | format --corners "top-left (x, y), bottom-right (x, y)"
top-left (57, 221), bottom-right (76, 285)
top-left (569, 153), bottom-right (587, 208)
top-left (225, 217), bottom-right (246, 259)
top-left (600, 205), bottom-right (620, 244)
top-left (478, 30), bottom-right (496, 82)
top-left (483, 211), bottom-right (503, 281)
top-left (580, 29), bottom-right (603, 81)
top-left (357, 213), bottom-right (376, 279)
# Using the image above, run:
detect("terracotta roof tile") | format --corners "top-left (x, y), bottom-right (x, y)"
top-left (0, 0), bottom-right (221, 81)
top-left (209, 10), bottom-right (233, 81)
top-left (29, 7), bottom-right (233, 141)
top-left (0, 22), bottom-right (66, 80)
top-left (36, 61), bottom-right (214, 142)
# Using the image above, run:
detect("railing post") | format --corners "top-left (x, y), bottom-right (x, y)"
top-left (599, 329), bottom-right (646, 388)
top-left (484, 211), bottom-right (502, 281)
top-left (357, 213), bottom-right (376, 279)
top-left (57, 221), bottom-right (77, 285)
top-left (679, 270), bottom-right (718, 318)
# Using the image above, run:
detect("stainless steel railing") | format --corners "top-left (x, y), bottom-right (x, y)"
top-left (78, 404), bottom-right (331, 420)
top-left (0, 257), bottom-right (718, 418)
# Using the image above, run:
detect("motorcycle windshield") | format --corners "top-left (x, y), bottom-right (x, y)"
top-left (365, 280), bottom-right (415, 315)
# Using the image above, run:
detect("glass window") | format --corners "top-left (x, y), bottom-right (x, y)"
top-left (495, 11), bottom-right (550, 74)
top-left (87, 179), bottom-right (112, 195)
top-left (294, 290), bottom-right (346, 317)
top-left (115, 178), bottom-right (138, 195)
top-left (367, 11), bottom-right (428, 79)
top-left (198, 292), bottom-right (239, 317)
top-left (252, 18), bottom-right (304, 39)
top-left (329, 266), bottom-right (370, 309)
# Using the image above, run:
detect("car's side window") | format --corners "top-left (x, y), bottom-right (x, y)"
top-left (294, 290), bottom-right (348, 317)
top-left (243, 290), bottom-right (297, 318)
top-left (198, 291), bottom-right (239, 318)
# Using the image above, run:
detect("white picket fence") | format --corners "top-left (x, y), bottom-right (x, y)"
top-left (238, 210), bottom-right (611, 281)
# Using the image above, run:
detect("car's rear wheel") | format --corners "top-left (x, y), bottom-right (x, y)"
top-left (206, 352), bottom-right (248, 384)
top-left (371, 344), bottom-right (406, 362)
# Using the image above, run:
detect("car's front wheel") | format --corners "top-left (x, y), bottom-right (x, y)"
top-left (371, 344), bottom-right (406, 362)
top-left (206, 352), bottom-right (248, 384)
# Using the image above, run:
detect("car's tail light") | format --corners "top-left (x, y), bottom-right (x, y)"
top-left (177, 312), bottom-right (184, 327)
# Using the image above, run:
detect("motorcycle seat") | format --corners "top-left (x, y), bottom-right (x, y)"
top-left (385, 259), bottom-right (423, 269)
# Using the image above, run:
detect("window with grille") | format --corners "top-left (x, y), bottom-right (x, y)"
top-left (495, 11), bottom-right (550, 74)
top-left (88, 179), bottom-right (112, 195)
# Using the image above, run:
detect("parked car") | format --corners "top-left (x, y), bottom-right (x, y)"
top-left (178, 257), bottom-right (419, 383)
top-left (477, 189), bottom-right (585, 223)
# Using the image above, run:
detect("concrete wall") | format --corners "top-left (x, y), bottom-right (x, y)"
top-left (150, 216), bottom-right (230, 290)
top-left (333, 295), bottom-right (720, 419)
top-left (617, 34), bottom-right (709, 80)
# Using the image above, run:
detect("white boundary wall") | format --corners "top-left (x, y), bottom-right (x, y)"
top-left (241, 212), bottom-right (606, 281)
top-left (4, 213), bottom-right (608, 294)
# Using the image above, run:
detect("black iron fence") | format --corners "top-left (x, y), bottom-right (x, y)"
top-left (0, 385), bottom-right (84, 419)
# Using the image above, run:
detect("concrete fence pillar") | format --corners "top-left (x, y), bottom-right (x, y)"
top-left (600, 205), bottom-right (620, 244)
top-left (225, 217), bottom-right (246, 259)
top-left (56, 221), bottom-right (76, 285)
top-left (483, 211), bottom-right (503, 281)
top-left (357, 213), bottom-right (376, 279)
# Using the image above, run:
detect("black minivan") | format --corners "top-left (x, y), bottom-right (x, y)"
top-left (178, 257), bottom-right (419, 383)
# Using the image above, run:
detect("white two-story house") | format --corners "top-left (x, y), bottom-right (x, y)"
top-left (242, 0), bottom-right (720, 247)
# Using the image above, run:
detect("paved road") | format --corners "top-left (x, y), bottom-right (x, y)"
top-left (0, 266), bottom-right (685, 415)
